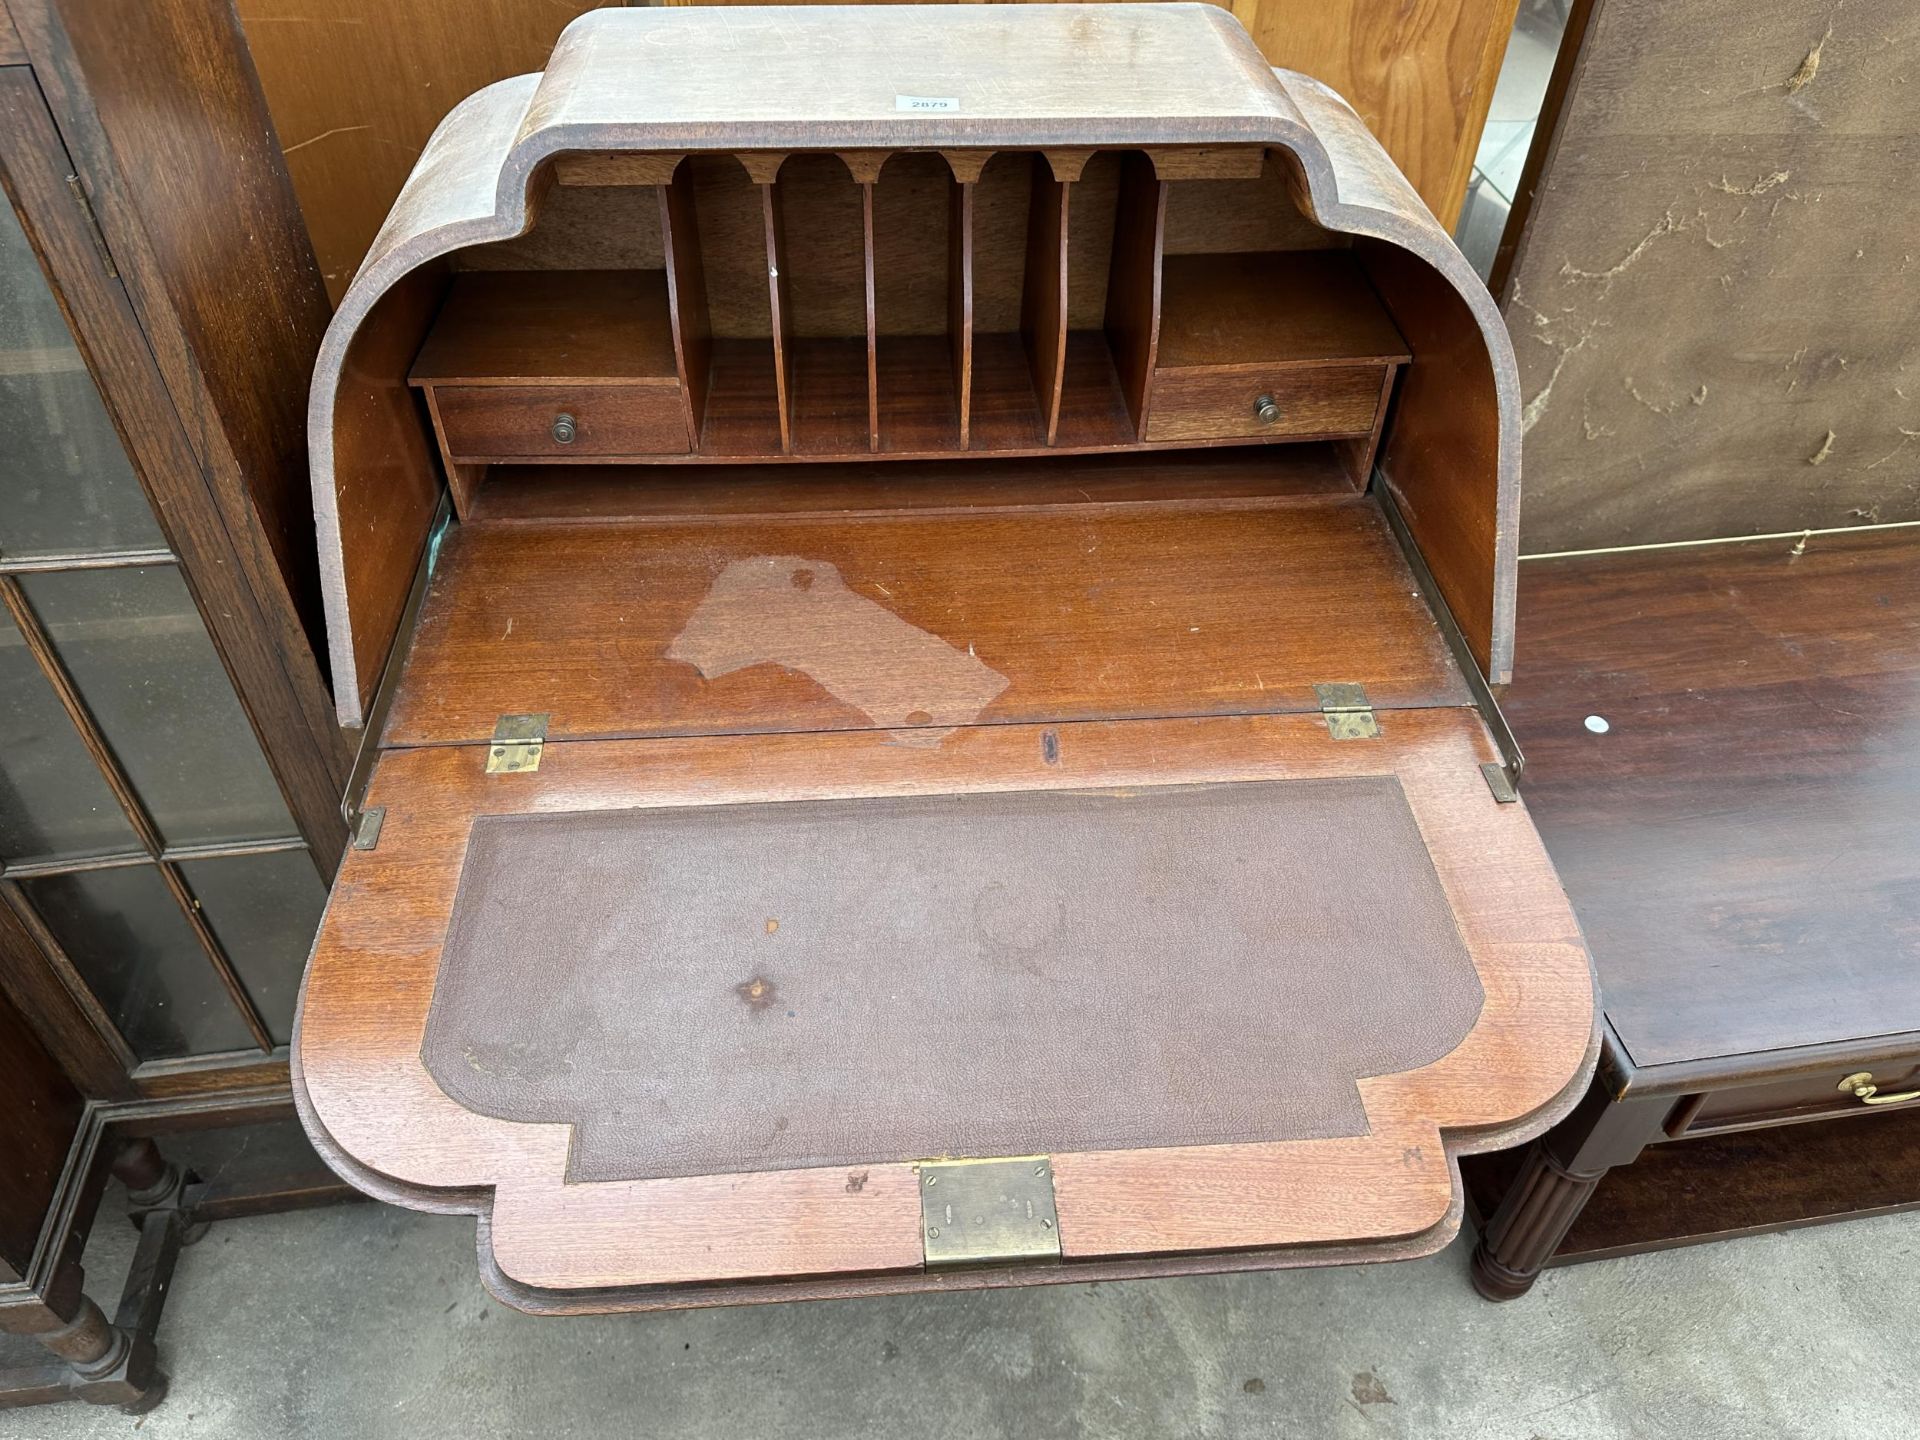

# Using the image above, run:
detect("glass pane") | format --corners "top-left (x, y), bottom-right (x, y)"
top-left (0, 189), bottom-right (167, 558)
top-left (18, 567), bottom-right (297, 847)
top-left (178, 848), bottom-right (326, 1047)
top-left (1453, 4), bottom-right (1572, 279)
top-left (0, 610), bottom-right (141, 863)
top-left (20, 865), bottom-right (254, 1059)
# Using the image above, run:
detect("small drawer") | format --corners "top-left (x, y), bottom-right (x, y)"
top-left (1144, 364), bottom-right (1387, 444)
top-left (1680, 1061), bottom-right (1920, 1135)
top-left (431, 384), bottom-right (689, 458)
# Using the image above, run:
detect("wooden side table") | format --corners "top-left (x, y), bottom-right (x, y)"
top-left (1468, 528), bottom-right (1920, 1297)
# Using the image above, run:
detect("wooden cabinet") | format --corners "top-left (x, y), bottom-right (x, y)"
top-left (1467, 530), bottom-right (1920, 1293)
top-left (0, 0), bottom-right (345, 1107)
top-left (295, 5), bottom-right (1594, 1315)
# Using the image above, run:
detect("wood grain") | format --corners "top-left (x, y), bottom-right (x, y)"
top-left (297, 708), bottom-right (1593, 1295)
top-left (1145, 363), bottom-right (1386, 443)
top-left (468, 445), bottom-right (1359, 523)
top-left (383, 489), bottom-right (1470, 747)
top-left (431, 383), bottom-right (689, 460)
top-left (1508, 529), bottom-right (1920, 1068)
top-left (235, 0), bottom-right (605, 302)
top-left (1229, 0), bottom-right (1523, 226)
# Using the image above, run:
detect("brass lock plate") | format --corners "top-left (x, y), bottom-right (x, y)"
top-left (918, 1156), bottom-right (1061, 1266)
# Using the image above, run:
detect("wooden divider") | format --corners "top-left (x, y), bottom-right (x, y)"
top-left (1020, 164), bottom-right (1069, 446)
top-left (755, 168), bottom-right (794, 455)
top-left (659, 161), bottom-right (711, 446)
top-left (474, 145), bottom-right (1399, 470)
top-left (1105, 154), bottom-right (1166, 438)
top-left (948, 177), bottom-right (974, 447)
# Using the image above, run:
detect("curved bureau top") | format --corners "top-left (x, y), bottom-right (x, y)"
top-left (310, 4), bottom-right (1520, 727)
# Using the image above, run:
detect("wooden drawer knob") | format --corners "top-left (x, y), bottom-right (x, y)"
top-left (551, 412), bottom-right (577, 445)
top-left (1254, 393), bottom-right (1281, 425)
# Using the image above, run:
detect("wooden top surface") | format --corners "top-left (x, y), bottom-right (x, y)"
top-left (522, 5), bottom-right (1294, 145)
top-left (298, 707), bottom-right (1594, 1298)
top-left (1508, 529), bottom-right (1920, 1070)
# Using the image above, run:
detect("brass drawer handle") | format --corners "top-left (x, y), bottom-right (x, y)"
top-left (551, 412), bottom-right (577, 445)
top-left (1254, 393), bottom-right (1281, 425)
top-left (1838, 1071), bottom-right (1920, 1106)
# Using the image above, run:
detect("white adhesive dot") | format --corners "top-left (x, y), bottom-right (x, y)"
top-left (1584, 715), bottom-right (1610, 734)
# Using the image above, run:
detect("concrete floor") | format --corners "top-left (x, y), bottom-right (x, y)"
top-left (4, 1187), bottom-right (1915, 1440)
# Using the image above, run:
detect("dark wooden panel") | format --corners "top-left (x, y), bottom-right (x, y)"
top-left (1503, 0), bottom-right (1920, 549)
top-left (0, 981), bottom-right (82, 1277)
top-left (0, 3), bottom-right (25, 64)
top-left (8, 5), bottom-right (349, 864)
top-left (385, 490), bottom-right (1470, 748)
top-left (1466, 1103), bottom-right (1920, 1266)
top-left (22, 0), bottom-right (338, 686)
top-left (1683, 1060), bottom-right (1920, 1135)
top-left (1508, 529), bottom-right (1920, 1067)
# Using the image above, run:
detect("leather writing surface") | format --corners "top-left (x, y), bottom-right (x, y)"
top-left (423, 777), bottom-right (1483, 1182)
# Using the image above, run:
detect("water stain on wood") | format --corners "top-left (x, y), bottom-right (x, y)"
top-left (667, 555), bottom-right (1009, 745)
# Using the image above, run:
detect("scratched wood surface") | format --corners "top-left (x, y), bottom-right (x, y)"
top-left (1502, 0), bottom-right (1920, 550)
top-left (296, 708), bottom-right (1594, 1300)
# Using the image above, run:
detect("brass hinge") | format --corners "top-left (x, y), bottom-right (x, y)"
top-left (918, 1156), bottom-right (1061, 1267)
top-left (1479, 762), bottom-right (1519, 804)
top-left (1314, 682), bottom-right (1379, 740)
top-left (64, 174), bottom-right (119, 279)
top-left (486, 713), bottom-right (549, 773)
top-left (350, 806), bottom-right (386, 851)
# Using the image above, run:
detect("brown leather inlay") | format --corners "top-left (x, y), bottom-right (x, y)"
top-left (421, 777), bottom-right (1483, 1182)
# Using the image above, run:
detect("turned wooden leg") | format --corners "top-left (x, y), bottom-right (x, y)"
top-left (1470, 1081), bottom-right (1672, 1301)
top-left (5, 1288), bottom-right (166, 1413)
top-left (113, 1137), bottom-right (188, 1214)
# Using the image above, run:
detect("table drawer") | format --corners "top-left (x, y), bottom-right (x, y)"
top-left (1145, 364), bottom-right (1387, 444)
top-left (1680, 1059), bottom-right (1920, 1135)
top-left (432, 383), bottom-right (689, 457)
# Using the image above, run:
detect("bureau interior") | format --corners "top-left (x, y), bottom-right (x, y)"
top-left (362, 145), bottom-right (1493, 752)
top-left (405, 150), bottom-right (1412, 509)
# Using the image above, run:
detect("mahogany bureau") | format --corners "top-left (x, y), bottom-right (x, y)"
top-left (292, 4), bottom-right (1599, 1314)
